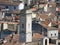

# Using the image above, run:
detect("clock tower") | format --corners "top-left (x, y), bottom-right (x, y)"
top-left (19, 9), bottom-right (32, 42)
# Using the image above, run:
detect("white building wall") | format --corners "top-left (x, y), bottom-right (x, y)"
top-left (43, 37), bottom-right (49, 45)
top-left (3, 23), bottom-right (8, 30)
top-left (19, 10), bottom-right (32, 42)
top-left (48, 22), bottom-right (52, 27)
top-left (26, 10), bottom-right (32, 42)
top-left (44, 4), bottom-right (48, 12)
top-left (47, 30), bottom-right (58, 38)
top-left (56, 40), bottom-right (58, 45)
top-left (32, 13), bottom-right (36, 18)
top-left (26, 14), bottom-right (32, 33)
top-left (27, 0), bottom-right (32, 6)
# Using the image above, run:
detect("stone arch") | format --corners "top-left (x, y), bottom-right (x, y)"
top-left (43, 37), bottom-right (49, 45)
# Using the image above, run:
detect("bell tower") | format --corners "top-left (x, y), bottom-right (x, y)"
top-left (19, 9), bottom-right (32, 42)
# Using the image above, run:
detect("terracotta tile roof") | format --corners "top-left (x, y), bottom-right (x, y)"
top-left (0, 21), bottom-right (19, 24)
top-left (41, 20), bottom-right (50, 26)
top-left (40, 20), bottom-right (51, 28)
top-left (13, 34), bottom-right (19, 41)
top-left (49, 13), bottom-right (56, 17)
top-left (43, 4), bottom-right (46, 7)
top-left (33, 33), bottom-right (44, 40)
top-left (3, 33), bottom-right (44, 45)
top-left (49, 43), bottom-right (56, 45)
top-left (58, 21), bottom-right (60, 25)
top-left (40, 23), bottom-right (48, 28)
top-left (15, 15), bottom-right (20, 20)
top-left (5, 34), bottom-right (13, 42)
top-left (49, 2), bottom-right (56, 7)
top-left (58, 28), bottom-right (60, 33)
top-left (40, 14), bottom-right (49, 19)
top-left (41, 22), bottom-right (58, 30)
top-left (10, 10), bottom-right (20, 14)
top-left (47, 27), bottom-right (58, 30)
top-left (3, 41), bottom-right (25, 45)
top-left (0, 0), bottom-right (20, 6)
top-left (3, 34), bottom-right (25, 45)
top-left (52, 20), bottom-right (60, 25)
top-left (0, 0), bottom-right (9, 2)
top-left (52, 21), bottom-right (58, 25)
top-left (3, 42), bottom-right (12, 45)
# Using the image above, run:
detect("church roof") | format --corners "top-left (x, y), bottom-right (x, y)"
top-left (33, 33), bottom-right (44, 40)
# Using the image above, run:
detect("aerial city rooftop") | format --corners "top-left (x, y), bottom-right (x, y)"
top-left (0, 0), bottom-right (60, 45)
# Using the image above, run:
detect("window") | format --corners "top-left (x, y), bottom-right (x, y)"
top-left (5, 13), bottom-right (11, 16)
top-left (22, 24), bottom-right (24, 28)
top-left (56, 0), bottom-right (59, 1)
top-left (51, 34), bottom-right (52, 36)
top-left (55, 33), bottom-right (56, 36)
top-left (14, 6), bottom-right (16, 10)
top-left (8, 24), bottom-right (15, 30)
top-left (45, 39), bottom-right (47, 45)
top-left (58, 12), bottom-right (60, 16)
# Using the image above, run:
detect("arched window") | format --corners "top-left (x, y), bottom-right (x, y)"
top-left (45, 39), bottom-right (47, 45)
